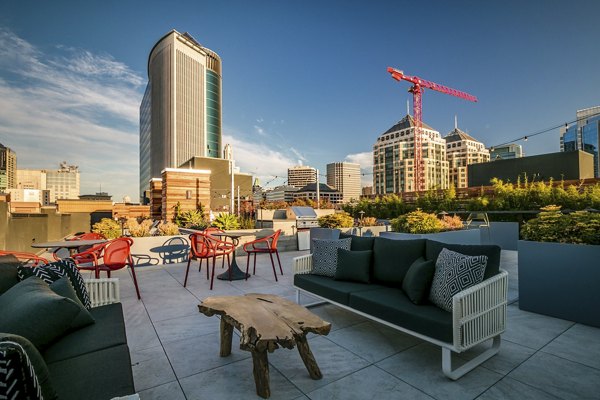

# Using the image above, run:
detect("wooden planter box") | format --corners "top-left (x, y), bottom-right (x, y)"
top-left (380, 229), bottom-right (480, 244)
top-left (518, 240), bottom-right (600, 327)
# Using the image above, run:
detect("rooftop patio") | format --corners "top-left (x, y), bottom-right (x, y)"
top-left (100, 249), bottom-right (600, 400)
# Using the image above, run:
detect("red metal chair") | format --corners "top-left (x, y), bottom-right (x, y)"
top-left (52, 232), bottom-right (107, 261)
top-left (243, 230), bottom-right (283, 281)
top-left (0, 250), bottom-right (48, 266)
top-left (73, 238), bottom-right (141, 299)
top-left (184, 233), bottom-right (212, 287)
top-left (204, 234), bottom-right (235, 290)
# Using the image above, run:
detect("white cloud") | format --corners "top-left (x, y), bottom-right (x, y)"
top-left (345, 151), bottom-right (373, 186)
top-left (223, 133), bottom-right (297, 187)
top-left (253, 125), bottom-right (266, 136)
top-left (0, 27), bottom-right (143, 201)
top-left (290, 147), bottom-right (307, 164)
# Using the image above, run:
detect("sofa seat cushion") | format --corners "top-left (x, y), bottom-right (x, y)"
top-left (294, 273), bottom-right (386, 305)
top-left (372, 238), bottom-right (426, 286)
top-left (47, 344), bottom-right (134, 400)
top-left (425, 240), bottom-right (500, 279)
top-left (43, 303), bottom-right (127, 363)
top-left (348, 287), bottom-right (453, 343)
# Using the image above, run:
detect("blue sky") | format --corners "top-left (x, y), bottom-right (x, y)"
top-left (1, 0), bottom-right (599, 201)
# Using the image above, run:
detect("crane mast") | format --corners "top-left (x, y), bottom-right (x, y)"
top-left (387, 67), bottom-right (477, 192)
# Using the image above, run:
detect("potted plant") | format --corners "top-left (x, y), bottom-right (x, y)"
top-left (518, 205), bottom-right (600, 327)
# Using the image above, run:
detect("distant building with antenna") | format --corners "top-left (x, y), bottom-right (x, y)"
top-left (444, 117), bottom-right (489, 188)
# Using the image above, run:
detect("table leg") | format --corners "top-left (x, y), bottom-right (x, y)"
top-left (296, 335), bottom-right (322, 379)
top-left (251, 349), bottom-right (270, 399)
top-left (220, 319), bottom-right (233, 357)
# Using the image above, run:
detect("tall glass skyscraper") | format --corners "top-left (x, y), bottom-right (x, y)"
top-left (139, 30), bottom-right (222, 202)
top-left (560, 106), bottom-right (600, 177)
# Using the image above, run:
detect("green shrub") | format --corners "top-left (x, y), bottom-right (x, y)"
top-left (176, 209), bottom-right (208, 230)
top-left (125, 218), bottom-right (153, 237)
top-left (360, 216), bottom-right (378, 226)
top-left (212, 213), bottom-right (240, 230)
top-left (521, 205), bottom-right (600, 245)
top-left (157, 221), bottom-right (180, 236)
top-left (440, 215), bottom-right (464, 231)
top-left (391, 209), bottom-right (444, 234)
top-left (317, 212), bottom-right (354, 228)
top-left (238, 215), bottom-right (255, 229)
top-left (92, 218), bottom-right (121, 239)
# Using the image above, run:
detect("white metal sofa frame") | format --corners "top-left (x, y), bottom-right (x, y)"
top-left (293, 254), bottom-right (508, 380)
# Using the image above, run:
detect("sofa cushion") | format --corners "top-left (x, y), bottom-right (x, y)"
top-left (372, 238), bottom-right (426, 285)
top-left (43, 303), bottom-right (127, 363)
top-left (0, 277), bottom-right (93, 349)
top-left (335, 249), bottom-right (372, 283)
top-left (349, 287), bottom-right (453, 343)
top-left (18, 259), bottom-right (91, 309)
top-left (0, 254), bottom-right (20, 295)
top-left (350, 236), bottom-right (376, 251)
top-left (0, 333), bottom-right (57, 400)
top-left (47, 344), bottom-right (135, 400)
top-left (429, 248), bottom-right (487, 312)
top-left (49, 277), bottom-right (95, 328)
top-left (311, 238), bottom-right (352, 277)
top-left (402, 257), bottom-right (435, 305)
top-left (294, 273), bottom-right (386, 305)
top-left (425, 240), bottom-right (500, 279)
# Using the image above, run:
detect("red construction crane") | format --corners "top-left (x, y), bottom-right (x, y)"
top-left (387, 67), bottom-right (477, 192)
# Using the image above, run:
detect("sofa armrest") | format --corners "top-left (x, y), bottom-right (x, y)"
top-left (85, 278), bottom-right (120, 308)
top-left (451, 269), bottom-right (508, 351)
top-left (293, 254), bottom-right (313, 275)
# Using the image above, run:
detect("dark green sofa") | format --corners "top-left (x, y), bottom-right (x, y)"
top-left (293, 237), bottom-right (508, 380)
top-left (0, 254), bottom-right (135, 400)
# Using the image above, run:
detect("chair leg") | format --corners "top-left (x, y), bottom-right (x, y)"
top-left (210, 257), bottom-right (217, 290)
top-left (275, 250), bottom-right (283, 275)
top-left (205, 258), bottom-right (209, 280)
top-left (226, 253), bottom-right (231, 268)
top-left (245, 252), bottom-right (251, 281)
top-left (129, 265), bottom-right (141, 300)
top-left (184, 257), bottom-right (192, 287)
top-left (253, 253), bottom-right (257, 275)
top-left (269, 252), bottom-right (278, 282)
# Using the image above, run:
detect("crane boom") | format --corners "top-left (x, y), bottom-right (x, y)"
top-left (387, 67), bottom-right (477, 192)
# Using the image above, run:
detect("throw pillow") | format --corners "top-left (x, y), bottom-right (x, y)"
top-left (335, 249), bottom-right (372, 283)
top-left (429, 248), bottom-right (487, 312)
top-left (0, 277), bottom-right (94, 349)
top-left (49, 277), bottom-right (95, 327)
top-left (402, 257), bottom-right (435, 304)
top-left (17, 258), bottom-right (91, 309)
top-left (0, 333), bottom-right (58, 400)
top-left (311, 238), bottom-right (351, 277)
top-left (350, 236), bottom-right (375, 251)
top-left (0, 254), bottom-right (21, 294)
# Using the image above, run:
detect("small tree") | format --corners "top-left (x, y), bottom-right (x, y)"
top-left (317, 212), bottom-right (354, 228)
top-left (212, 213), bottom-right (240, 230)
top-left (92, 218), bottom-right (121, 239)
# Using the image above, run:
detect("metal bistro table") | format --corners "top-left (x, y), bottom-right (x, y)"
top-left (211, 232), bottom-right (254, 281)
top-left (31, 239), bottom-right (106, 257)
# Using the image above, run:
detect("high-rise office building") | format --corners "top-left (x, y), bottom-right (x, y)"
top-left (373, 115), bottom-right (448, 194)
top-left (326, 162), bottom-right (361, 202)
top-left (287, 166), bottom-right (317, 188)
top-left (489, 144), bottom-right (523, 161)
top-left (0, 143), bottom-right (17, 192)
top-left (444, 124), bottom-right (489, 188)
top-left (140, 30), bottom-right (223, 201)
top-left (560, 106), bottom-right (600, 177)
top-left (45, 162), bottom-right (80, 203)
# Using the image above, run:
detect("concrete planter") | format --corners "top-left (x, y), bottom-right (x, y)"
top-left (130, 235), bottom-right (190, 265)
top-left (480, 222), bottom-right (519, 250)
top-left (380, 229), bottom-right (480, 244)
top-left (518, 240), bottom-right (600, 327)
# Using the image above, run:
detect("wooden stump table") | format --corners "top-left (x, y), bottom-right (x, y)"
top-left (198, 293), bottom-right (331, 399)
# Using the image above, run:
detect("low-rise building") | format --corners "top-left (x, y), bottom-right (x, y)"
top-left (293, 183), bottom-right (343, 204)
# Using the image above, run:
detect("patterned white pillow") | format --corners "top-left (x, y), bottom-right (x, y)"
top-left (429, 248), bottom-right (487, 312)
top-left (311, 238), bottom-right (352, 277)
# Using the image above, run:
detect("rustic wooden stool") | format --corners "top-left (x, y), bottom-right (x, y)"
top-left (198, 293), bottom-right (331, 398)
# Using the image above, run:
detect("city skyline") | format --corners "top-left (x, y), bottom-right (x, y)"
top-left (1, 1), bottom-right (599, 201)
